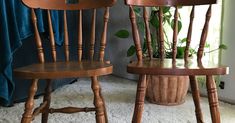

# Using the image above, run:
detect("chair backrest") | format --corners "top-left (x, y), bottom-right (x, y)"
top-left (125, 0), bottom-right (217, 64)
top-left (22, 0), bottom-right (116, 63)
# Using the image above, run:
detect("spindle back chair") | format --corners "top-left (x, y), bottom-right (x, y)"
top-left (125, 0), bottom-right (229, 123)
top-left (14, 0), bottom-right (116, 123)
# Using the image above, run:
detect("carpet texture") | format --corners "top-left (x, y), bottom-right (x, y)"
top-left (0, 76), bottom-right (235, 123)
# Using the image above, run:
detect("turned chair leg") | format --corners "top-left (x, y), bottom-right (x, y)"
top-left (99, 90), bottom-right (108, 123)
top-left (189, 76), bottom-right (204, 123)
top-left (21, 79), bottom-right (38, 123)
top-left (91, 76), bottom-right (107, 123)
top-left (206, 76), bottom-right (221, 123)
top-left (42, 79), bottom-right (52, 123)
top-left (132, 75), bottom-right (147, 123)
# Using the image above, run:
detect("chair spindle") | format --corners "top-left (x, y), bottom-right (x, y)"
top-left (64, 10), bottom-right (70, 62)
top-left (158, 7), bottom-right (164, 60)
top-left (143, 7), bottom-right (153, 60)
top-left (172, 7), bottom-right (179, 62)
top-left (78, 10), bottom-right (83, 62)
top-left (47, 10), bottom-right (57, 62)
top-left (197, 5), bottom-right (212, 62)
top-left (184, 6), bottom-right (195, 63)
top-left (129, 6), bottom-right (143, 61)
top-left (31, 9), bottom-right (45, 63)
top-left (90, 9), bottom-right (96, 60)
top-left (99, 7), bottom-right (109, 62)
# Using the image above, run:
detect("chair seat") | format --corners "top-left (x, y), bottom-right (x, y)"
top-left (14, 61), bottom-right (113, 79)
top-left (127, 59), bottom-right (229, 75)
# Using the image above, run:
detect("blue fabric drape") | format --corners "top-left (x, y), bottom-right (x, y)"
top-left (0, 0), bottom-right (63, 106)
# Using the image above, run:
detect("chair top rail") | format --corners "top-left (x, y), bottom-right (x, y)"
top-left (125, 0), bottom-right (216, 7)
top-left (22, 0), bottom-right (116, 10)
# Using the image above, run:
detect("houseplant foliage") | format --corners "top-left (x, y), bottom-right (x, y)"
top-left (115, 7), bottom-right (227, 105)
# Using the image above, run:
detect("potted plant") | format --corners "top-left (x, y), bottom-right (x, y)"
top-left (115, 7), bottom-right (227, 105)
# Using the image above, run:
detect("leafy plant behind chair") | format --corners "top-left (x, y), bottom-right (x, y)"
top-left (115, 7), bottom-right (227, 58)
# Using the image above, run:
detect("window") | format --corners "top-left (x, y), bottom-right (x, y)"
top-left (165, 1), bottom-right (222, 64)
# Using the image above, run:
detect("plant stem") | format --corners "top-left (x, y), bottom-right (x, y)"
top-left (204, 48), bottom-right (219, 53)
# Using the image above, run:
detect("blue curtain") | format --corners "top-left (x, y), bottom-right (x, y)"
top-left (0, 0), bottom-right (64, 106)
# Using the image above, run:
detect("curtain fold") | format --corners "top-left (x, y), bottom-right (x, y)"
top-left (0, 0), bottom-right (63, 106)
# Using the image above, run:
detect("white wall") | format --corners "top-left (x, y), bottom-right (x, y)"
top-left (219, 0), bottom-right (235, 103)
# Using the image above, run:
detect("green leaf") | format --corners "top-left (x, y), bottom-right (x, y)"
top-left (205, 43), bottom-right (210, 48)
top-left (137, 21), bottom-right (145, 32)
top-left (189, 48), bottom-right (196, 55)
top-left (219, 44), bottom-right (228, 50)
top-left (127, 45), bottom-right (136, 57)
top-left (151, 7), bottom-right (158, 11)
top-left (180, 38), bottom-right (187, 43)
top-left (177, 46), bottom-right (185, 58)
top-left (170, 20), bottom-right (182, 33)
top-left (178, 20), bottom-right (182, 32)
top-left (164, 14), bottom-right (172, 25)
top-left (150, 13), bottom-right (159, 29)
top-left (163, 7), bottom-right (171, 13)
top-left (134, 7), bottom-right (141, 17)
top-left (115, 30), bottom-right (129, 38)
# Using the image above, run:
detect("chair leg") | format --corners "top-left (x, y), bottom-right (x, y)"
top-left (206, 76), bottom-right (221, 123)
top-left (99, 90), bottom-right (108, 123)
top-left (21, 79), bottom-right (38, 123)
top-left (42, 79), bottom-right (52, 123)
top-left (189, 76), bottom-right (204, 123)
top-left (132, 75), bottom-right (147, 123)
top-left (91, 76), bottom-right (107, 123)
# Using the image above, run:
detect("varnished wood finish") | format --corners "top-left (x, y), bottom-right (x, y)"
top-left (21, 79), bottom-right (38, 123)
top-left (14, 61), bottom-right (113, 79)
top-left (125, 0), bottom-right (227, 122)
top-left (42, 79), bottom-right (52, 123)
top-left (91, 76), bottom-right (107, 123)
top-left (206, 76), bottom-right (220, 123)
top-left (197, 5), bottom-right (212, 62)
top-left (172, 7), bottom-right (178, 62)
top-left (32, 101), bottom-right (48, 119)
top-left (127, 59), bottom-right (228, 75)
top-left (49, 107), bottom-right (96, 113)
top-left (143, 7), bottom-right (152, 59)
top-left (158, 7), bottom-right (164, 60)
top-left (99, 7), bottom-right (109, 62)
top-left (184, 6), bottom-right (195, 63)
top-left (64, 11), bottom-right (70, 62)
top-left (190, 76), bottom-right (204, 123)
top-left (22, 0), bottom-right (116, 10)
top-left (31, 9), bottom-right (44, 63)
top-left (132, 75), bottom-right (147, 123)
top-left (90, 9), bottom-right (96, 60)
top-left (129, 6), bottom-right (143, 61)
top-left (125, 0), bottom-right (216, 6)
top-left (15, 0), bottom-right (116, 122)
top-left (78, 10), bottom-right (83, 61)
top-left (47, 10), bottom-right (57, 62)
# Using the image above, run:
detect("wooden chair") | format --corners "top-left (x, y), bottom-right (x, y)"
top-left (125, 0), bottom-right (229, 123)
top-left (14, 0), bottom-right (116, 123)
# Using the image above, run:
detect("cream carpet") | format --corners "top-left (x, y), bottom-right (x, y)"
top-left (1, 76), bottom-right (235, 123)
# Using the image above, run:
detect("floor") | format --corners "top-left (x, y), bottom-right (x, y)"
top-left (0, 75), bottom-right (235, 123)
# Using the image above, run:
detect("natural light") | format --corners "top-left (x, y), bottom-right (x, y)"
top-left (179, 0), bottom-right (222, 64)
top-left (165, 0), bottom-right (222, 65)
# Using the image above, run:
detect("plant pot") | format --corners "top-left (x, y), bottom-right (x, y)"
top-left (146, 75), bottom-right (189, 106)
